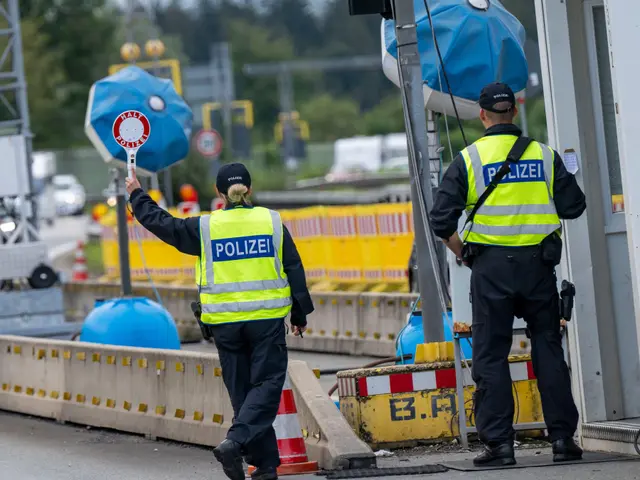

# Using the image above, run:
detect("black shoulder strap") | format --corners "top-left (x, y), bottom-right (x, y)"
top-left (464, 136), bottom-right (533, 227)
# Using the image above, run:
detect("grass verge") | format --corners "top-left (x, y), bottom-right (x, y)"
top-left (85, 238), bottom-right (104, 277)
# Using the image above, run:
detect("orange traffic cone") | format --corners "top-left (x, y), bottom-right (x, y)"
top-left (72, 241), bottom-right (89, 281)
top-left (247, 375), bottom-right (318, 476)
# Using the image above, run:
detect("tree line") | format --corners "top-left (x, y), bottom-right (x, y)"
top-left (18, 0), bottom-right (541, 154)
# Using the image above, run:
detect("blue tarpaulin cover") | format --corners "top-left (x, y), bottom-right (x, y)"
top-left (383, 0), bottom-right (528, 102)
top-left (85, 66), bottom-right (193, 173)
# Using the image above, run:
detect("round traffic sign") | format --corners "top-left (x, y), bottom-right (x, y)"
top-left (112, 110), bottom-right (151, 150)
top-left (195, 129), bottom-right (223, 158)
top-left (212, 197), bottom-right (225, 211)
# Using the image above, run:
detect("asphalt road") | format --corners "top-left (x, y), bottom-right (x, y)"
top-left (2, 412), bottom-right (639, 480)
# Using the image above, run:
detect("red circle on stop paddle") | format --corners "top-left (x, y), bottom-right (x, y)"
top-left (112, 110), bottom-right (151, 149)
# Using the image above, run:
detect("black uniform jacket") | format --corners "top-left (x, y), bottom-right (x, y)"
top-left (430, 124), bottom-right (587, 241)
top-left (129, 188), bottom-right (314, 327)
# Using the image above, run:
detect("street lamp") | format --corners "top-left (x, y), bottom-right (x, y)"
top-left (144, 39), bottom-right (166, 59)
top-left (120, 42), bottom-right (141, 63)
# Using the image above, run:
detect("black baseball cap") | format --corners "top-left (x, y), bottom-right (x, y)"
top-left (479, 82), bottom-right (516, 113)
top-left (216, 163), bottom-right (252, 195)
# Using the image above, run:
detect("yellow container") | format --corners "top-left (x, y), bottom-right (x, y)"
top-left (376, 203), bottom-right (414, 286)
top-left (355, 205), bottom-right (383, 284)
top-left (439, 341), bottom-right (454, 361)
top-left (284, 206), bottom-right (330, 284)
top-left (325, 206), bottom-right (362, 284)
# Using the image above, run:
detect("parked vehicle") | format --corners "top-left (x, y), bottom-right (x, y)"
top-left (32, 152), bottom-right (57, 226)
top-left (53, 174), bottom-right (86, 216)
top-left (330, 133), bottom-right (409, 177)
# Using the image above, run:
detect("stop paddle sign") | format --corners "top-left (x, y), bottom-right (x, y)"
top-left (112, 110), bottom-right (151, 178)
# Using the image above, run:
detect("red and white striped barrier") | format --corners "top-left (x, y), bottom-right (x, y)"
top-left (338, 361), bottom-right (536, 398)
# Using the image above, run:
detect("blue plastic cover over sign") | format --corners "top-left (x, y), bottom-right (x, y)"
top-left (382, 0), bottom-right (529, 118)
top-left (85, 66), bottom-right (193, 174)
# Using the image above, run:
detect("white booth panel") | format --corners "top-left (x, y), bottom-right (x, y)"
top-left (584, 0), bottom-right (640, 418)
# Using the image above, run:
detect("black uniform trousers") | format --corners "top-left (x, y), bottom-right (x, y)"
top-left (470, 245), bottom-right (579, 447)
top-left (210, 319), bottom-right (288, 469)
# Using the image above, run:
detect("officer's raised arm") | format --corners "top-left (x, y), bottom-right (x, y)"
top-left (126, 171), bottom-right (201, 256)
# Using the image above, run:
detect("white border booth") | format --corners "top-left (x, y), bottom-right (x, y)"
top-left (535, 0), bottom-right (640, 454)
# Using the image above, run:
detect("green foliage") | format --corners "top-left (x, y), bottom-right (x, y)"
top-left (522, 97), bottom-right (548, 142)
top-left (18, 0), bottom-right (546, 161)
top-left (170, 152), bottom-right (216, 209)
top-left (362, 96), bottom-right (406, 135)
top-left (18, 18), bottom-right (69, 149)
top-left (300, 94), bottom-right (362, 142)
top-left (84, 238), bottom-right (105, 276)
top-left (20, 0), bottom-right (119, 148)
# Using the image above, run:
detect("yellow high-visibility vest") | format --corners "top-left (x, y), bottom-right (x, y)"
top-left (196, 206), bottom-right (292, 325)
top-left (461, 135), bottom-right (561, 247)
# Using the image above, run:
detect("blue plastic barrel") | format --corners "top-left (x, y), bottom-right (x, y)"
top-left (395, 311), bottom-right (424, 364)
top-left (80, 297), bottom-right (181, 350)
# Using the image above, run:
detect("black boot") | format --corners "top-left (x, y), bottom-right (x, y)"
top-left (473, 443), bottom-right (516, 467)
top-left (251, 467), bottom-right (278, 480)
top-left (552, 438), bottom-right (583, 462)
top-left (213, 439), bottom-right (245, 480)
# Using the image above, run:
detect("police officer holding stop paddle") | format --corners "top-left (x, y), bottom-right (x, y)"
top-left (430, 83), bottom-right (586, 466)
top-left (126, 163), bottom-right (314, 480)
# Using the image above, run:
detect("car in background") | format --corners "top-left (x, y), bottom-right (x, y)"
top-left (32, 177), bottom-right (56, 226)
top-left (53, 174), bottom-right (86, 216)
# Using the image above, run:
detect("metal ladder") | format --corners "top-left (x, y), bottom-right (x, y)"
top-left (453, 327), bottom-right (548, 449)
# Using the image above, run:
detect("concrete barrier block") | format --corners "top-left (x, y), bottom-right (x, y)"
top-left (63, 283), bottom-right (422, 357)
top-left (0, 335), bottom-right (373, 471)
top-left (0, 337), bottom-right (64, 420)
top-left (291, 292), bottom-right (359, 355)
top-left (356, 293), bottom-right (416, 357)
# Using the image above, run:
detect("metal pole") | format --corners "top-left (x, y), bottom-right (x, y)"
top-left (427, 111), bottom-right (448, 287)
top-left (211, 43), bottom-right (234, 159)
top-left (278, 70), bottom-right (297, 170)
top-left (113, 170), bottom-right (132, 296)
top-left (9, 0), bottom-right (37, 235)
top-left (518, 97), bottom-right (529, 136)
top-left (393, 0), bottom-right (444, 342)
top-left (126, 0), bottom-right (135, 46)
top-left (150, 173), bottom-right (160, 192)
top-left (164, 169), bottom-right (173, 207)
top-left (221, 43), bottom-right (234, 159)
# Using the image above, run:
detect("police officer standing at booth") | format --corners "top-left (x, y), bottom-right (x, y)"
top-left (126, 163), bottom-right (314, 480)
top-left (430, 83), bottom-right (586, 466)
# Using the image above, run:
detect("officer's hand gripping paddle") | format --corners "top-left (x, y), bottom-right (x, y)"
top-left (112, 110), bottom-right (151, 179)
